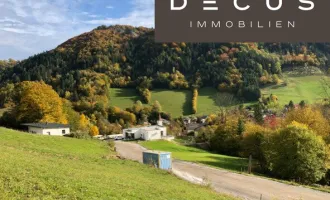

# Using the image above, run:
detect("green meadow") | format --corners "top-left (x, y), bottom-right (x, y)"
top-left (0, 127), bottom-right (236, 200)
top-left (109, 75), bottom-right (329, 117)
top-left (109, 88), bottom-right (193, 117)
top-left (261, 75), bottom-right (330, 105)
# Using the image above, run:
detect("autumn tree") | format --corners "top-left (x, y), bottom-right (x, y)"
top-left (152, 101), bottom-right (162, 113)
top-left (192, 89), bottom-right (198, 114)
top-left (89, 125), bottom-right (99, 136)
top-left (263, 124), bottom-right (327, 184)
top-left (132, 101), bottom-right (143, 113)
top-left (284, 107), bottom-right (330, 139)
top-left (15, 81), bottom-right (67, 124)
top-left (78, 114), bottom-right (90, 132)
top-left (62, 100), bottom-right (80, 131)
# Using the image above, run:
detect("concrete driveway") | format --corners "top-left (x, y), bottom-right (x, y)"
top-left (115, 141), bottom-right (330, 200)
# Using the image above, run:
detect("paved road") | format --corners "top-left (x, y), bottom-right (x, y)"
top-left (115, 141), bottom-right (330, 200)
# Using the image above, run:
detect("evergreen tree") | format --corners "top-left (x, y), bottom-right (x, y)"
top-left (254, 103), bottom-right (264, 125)
top-left (299, 100), bottom-right (306, 108)
top-left (289, 100), bottom-right (295, 110)
top-left (237, 118), bottom-right (245, 135)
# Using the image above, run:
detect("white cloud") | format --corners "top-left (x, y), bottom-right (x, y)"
top-left (0, 0), bottom-right (156, 60)
top-left (86, 0), bottom-right (154, 27)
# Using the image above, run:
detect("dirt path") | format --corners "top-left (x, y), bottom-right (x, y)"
top-left (115, 141), bottom-right (330, 200)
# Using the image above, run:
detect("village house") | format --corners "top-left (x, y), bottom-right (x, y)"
top-left (122, 120), bottom-right (167, 141)
top-left (22, 123), bottom-right (70, 136)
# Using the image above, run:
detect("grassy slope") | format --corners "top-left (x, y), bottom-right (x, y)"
top-left (0, 128), bottom-right (236, 200)
top-left (141, 140), bottom-right (248, 172)
top-left (261, 75), bottom-right (330, 105)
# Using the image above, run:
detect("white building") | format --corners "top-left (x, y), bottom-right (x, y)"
top-left (22, 123), bottom-right (70, 136)
top-left (122, 120), bottom-right (167, 141)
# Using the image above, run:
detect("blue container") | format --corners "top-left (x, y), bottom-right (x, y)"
top-left (143, 151), bottom-right (172, 170)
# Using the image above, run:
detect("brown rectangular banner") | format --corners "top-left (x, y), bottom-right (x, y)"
top-left (155, 0), bottom-right (330, 42)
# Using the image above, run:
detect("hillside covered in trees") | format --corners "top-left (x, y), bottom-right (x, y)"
top-left (0, 25), bottom-right (330, 129)
top-left (1, 25), bottom-right (330, 103)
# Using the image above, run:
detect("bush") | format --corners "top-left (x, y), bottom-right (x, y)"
top-left (210, 126), bottom-right (241, 156)
top-left (71, 131), bottom-right (91, 139)
top-left (263, 125), bottom-right (327, 184)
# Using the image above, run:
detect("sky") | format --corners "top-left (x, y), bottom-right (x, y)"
top-left (0, 0), bottom-right (154, 60)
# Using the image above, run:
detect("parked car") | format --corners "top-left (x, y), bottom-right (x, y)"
top-left (114, 136), bottom-right (124, 140)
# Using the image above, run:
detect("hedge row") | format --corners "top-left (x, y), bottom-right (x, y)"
top-left (192, 89), bottom-right (198, 114)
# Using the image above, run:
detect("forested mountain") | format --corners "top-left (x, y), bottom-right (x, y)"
top-left (0, 25), bottom-right (330, 109)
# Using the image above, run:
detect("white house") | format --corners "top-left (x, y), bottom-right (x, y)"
top-left (122, 120), bottom-right (167, 141)
top-left (22, 123), bottom-right (70, 136)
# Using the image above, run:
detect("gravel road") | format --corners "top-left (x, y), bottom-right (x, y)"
top-left (115, 141), bottom-right (330, 200)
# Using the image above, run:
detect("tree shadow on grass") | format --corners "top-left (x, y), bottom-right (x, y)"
top-left (182, 90), bottom-right (193, 116)
top-left (198, 155), bottom-right (249, 172)
top-left (111, 88), bottom-right (141, 102)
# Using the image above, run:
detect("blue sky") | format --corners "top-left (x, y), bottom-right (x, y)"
top-left (0, 0), bottom-right (154, 60)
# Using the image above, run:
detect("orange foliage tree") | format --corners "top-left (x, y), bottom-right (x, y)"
top-left (89, 125), bottom-right (99, 136)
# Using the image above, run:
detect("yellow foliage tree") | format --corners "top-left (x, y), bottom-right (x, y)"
top-left (192, 89), bottom-right (198, 114)
top-left (78, 114), bottom-right (90, 132)
top-left (16, 81), bottom-right (67, 124)
top-left (284, 107), bottom-right (330, 139)
top-left (89, 125), bottom-right (99, 136)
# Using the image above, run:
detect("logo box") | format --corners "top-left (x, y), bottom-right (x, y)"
top-left (155, 0), bottom-right (330, 42)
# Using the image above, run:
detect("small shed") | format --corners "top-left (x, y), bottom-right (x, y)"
top-left (143, 151), bottom-right (172, 170)
top-left (22, 123), bottom-right (70, 136)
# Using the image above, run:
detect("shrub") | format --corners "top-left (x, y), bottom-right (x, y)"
top-left (72, 131), bottom-right (90, 139)
top-left (272, 74), bottom-right (280, 84)
top-left (263, 125), bottom-right (327, 184)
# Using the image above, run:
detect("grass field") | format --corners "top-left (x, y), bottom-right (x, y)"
top-left (151, 89), bottom-right (192, 116)
top-left (109, 75), bottom-right (330, 117)
top-left (109, 88), bottom-right (231, 117)
top-left (141, 140), bottom-right (248, 172)
top-left (0, 128), bottom-right (236, 200)
top-left (110, 88), bottom-right (193, 117)
top-left (197, 87), bottom-right (219, 115)
top-left (261, 75), bottom-right (330, 105)
top-left (109, 88), bottom-right (142, 110)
